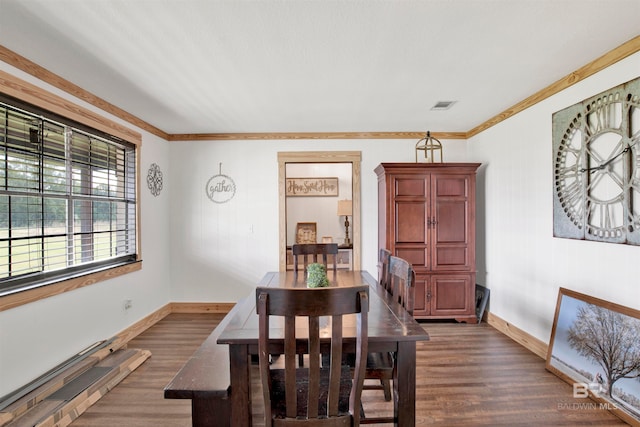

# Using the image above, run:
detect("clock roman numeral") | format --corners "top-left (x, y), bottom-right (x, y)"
top-left (560, 180), bottom-right (583, 211)
top-left (586, 197), bottom-right (624, 237)
top-left (601, 202), bottom-right (614, 229)
top-left (586, 94), bottom-right (623, 136)
top-left (556, 165), bottom-right (580, 180)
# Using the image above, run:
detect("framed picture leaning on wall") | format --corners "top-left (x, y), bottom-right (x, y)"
top-left (546, 287), bottom-right (640, 425)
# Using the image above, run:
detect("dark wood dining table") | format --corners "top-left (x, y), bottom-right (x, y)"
top-left (216, 270), bottom-right (429, 426)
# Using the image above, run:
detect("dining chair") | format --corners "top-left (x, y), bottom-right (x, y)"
top-left (388, 256), bottom-right (415, 314)
top-left (360, 256), bottom-right (416, 406)
top-left (377, 248), bottom-right (392, 293)
top-left (352, 248), bottom-right (394, 402)
top-left (256, 285), bottom-right (369, 426)
top-left (292, 243), bottom-right (339, 272)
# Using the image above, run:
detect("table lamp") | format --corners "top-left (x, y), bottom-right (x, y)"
top-left (337, 199), bottom-right (352, 246)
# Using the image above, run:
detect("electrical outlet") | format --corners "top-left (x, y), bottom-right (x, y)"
top-left (123, 299), bottom-right (132, 311)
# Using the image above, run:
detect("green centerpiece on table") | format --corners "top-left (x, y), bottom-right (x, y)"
top-left (306, 263), bottom-right (329, 288)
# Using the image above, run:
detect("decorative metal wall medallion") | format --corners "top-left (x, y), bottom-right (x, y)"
top-left (206, 163), bottom-right (236, 204)
top-left (552, 76), bottom-right (640, 245)
top-left (147, 163), bottom-right (163, 196)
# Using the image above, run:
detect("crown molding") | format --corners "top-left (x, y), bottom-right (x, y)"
top-left (0, 45), bottom-right (169, 140)
top-left (168, 131), bottom-right (466, 141)
top-left (466, 35), bottom-right (640, 138)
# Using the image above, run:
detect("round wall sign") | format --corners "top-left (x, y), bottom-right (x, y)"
top-left (206, 164), bottom-right (236, 204)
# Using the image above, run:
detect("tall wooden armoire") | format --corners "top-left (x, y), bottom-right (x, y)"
top-left (375, 163), bottom-right (480, 323)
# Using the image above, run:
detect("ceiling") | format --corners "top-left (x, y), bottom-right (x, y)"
top-left (0, 0), bottom-right (639, 137)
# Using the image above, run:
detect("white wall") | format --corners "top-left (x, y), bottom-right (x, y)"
top-left (168, 138), bottom-right (470, 303)
top-left (469, 52), bottom-right (640, 343)
top-left (0, 62), bottom-right (173, 396)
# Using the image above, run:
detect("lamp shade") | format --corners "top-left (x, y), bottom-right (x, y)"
top-left (337, 199), bottom-right (352, 216)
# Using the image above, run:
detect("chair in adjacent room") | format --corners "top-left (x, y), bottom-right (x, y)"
top-left (256, 285), bottom-right (369, 426)
top-left (292, 243), bottom-right (339, 272)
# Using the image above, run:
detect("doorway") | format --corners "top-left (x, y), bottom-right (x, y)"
top-left (278, 151), bottom-right (361, 271)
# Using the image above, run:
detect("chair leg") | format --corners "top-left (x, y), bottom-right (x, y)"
top-left (381, 379), bottom-right (392, 401)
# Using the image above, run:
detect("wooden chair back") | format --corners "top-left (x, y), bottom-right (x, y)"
top-left (292, 243), bottom-right (339, 272)
top-left (256, 286), bottom-right (369, 426)
top-left (377, 248), bottom-right (392, 293)
top-left (388, 256), bottom-right (415, 315)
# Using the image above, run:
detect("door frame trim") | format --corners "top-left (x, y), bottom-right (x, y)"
top-left (278, 151), bottom-right (361, 271)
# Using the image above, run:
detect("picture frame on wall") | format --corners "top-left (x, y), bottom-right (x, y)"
top-left (295, 222), bottom-right (317, 244)
top-left (546, 287), bottom-right (640, 425)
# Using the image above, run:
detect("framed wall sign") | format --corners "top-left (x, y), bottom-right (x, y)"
top-left (552, 76), bottom-right (640, 245)
top-left (286, 177), bottom-right (338, 197)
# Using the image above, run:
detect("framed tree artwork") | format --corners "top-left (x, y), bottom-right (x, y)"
top-left (546, 287), bottom-right (640, 425)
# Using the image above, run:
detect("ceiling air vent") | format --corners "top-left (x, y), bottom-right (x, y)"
top-left (431, 101), bottom-right (456, 111)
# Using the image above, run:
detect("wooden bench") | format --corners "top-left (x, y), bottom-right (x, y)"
top-left (164, 296), bottom-right (254, 427)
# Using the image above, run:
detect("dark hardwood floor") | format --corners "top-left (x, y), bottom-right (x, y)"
top-left (69, 313), bottom-right (627, 426)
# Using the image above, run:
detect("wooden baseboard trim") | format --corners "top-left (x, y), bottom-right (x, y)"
top-left (486, 311), bottom-right (548, 359)
top-left (110, 302), bottom-right (234, 350)
top-left (111, 303), bottom-right (172, 350)
top-left (169, 302), bottom-right (235, 314)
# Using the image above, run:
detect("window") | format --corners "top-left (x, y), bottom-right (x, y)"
top-left (0, 96), bottom-right (137, 296)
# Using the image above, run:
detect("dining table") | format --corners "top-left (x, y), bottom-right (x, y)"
top-left (216, 269), bottom-right (430, 426)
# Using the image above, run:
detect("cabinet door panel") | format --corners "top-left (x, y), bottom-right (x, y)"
top-left (396, 247), bottom-right (427, 268)
top-left (395, 177), bottom-right (426, 197)
top-left (412, 275), bottom-right (428, 316)
top-left (436, 200), bottom-right (467, 243)
top-left (395, 202), bottom-right (426, 243)
top-left (435, 177), bottom-right (467, 197)
top-left (435, 246), bottom-right (467, 268)
top-left (433, 174), bottom-right (471, 270)
top-left (431, 275), bottom-right (472, 315)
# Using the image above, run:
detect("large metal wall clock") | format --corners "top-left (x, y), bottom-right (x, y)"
top-left (553, 76), bottom-right (640, 245)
